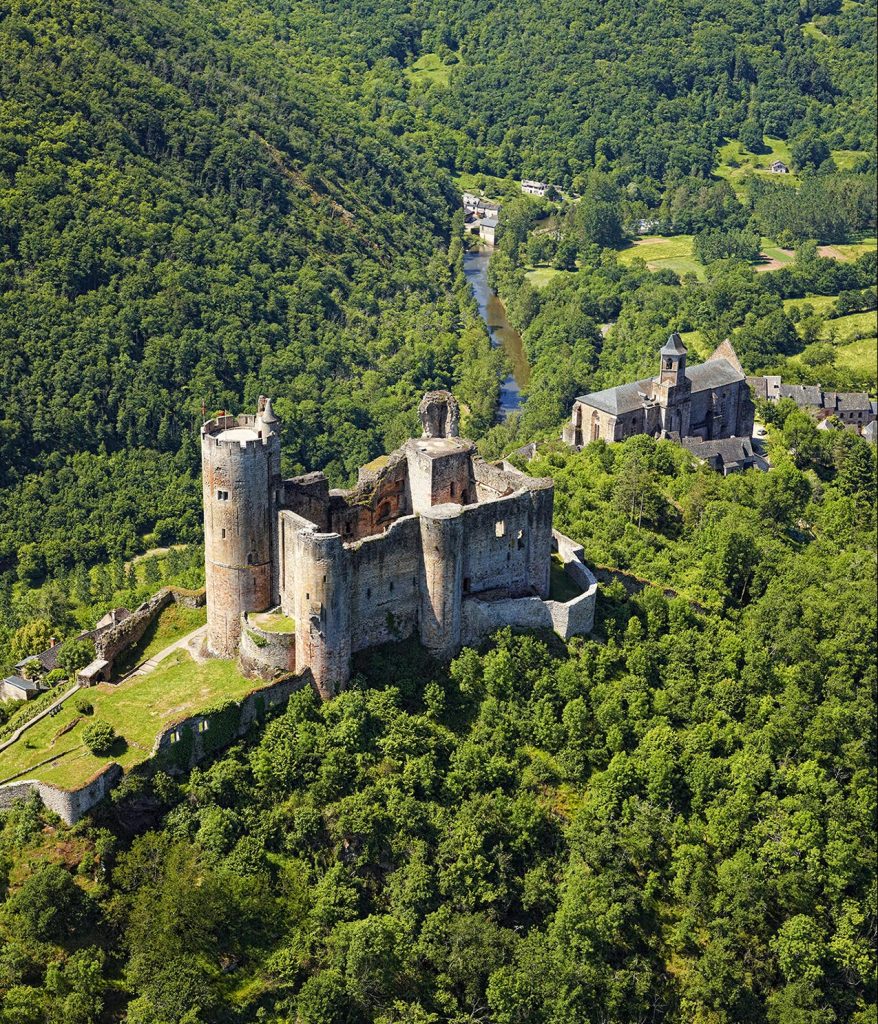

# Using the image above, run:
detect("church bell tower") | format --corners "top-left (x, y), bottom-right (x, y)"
top-left (653, 333), bottom-right (691, 436)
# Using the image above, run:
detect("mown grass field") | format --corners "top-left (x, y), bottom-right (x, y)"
top-left (525, 266), bottom-right (569, 289)
top-left (404, 52), bottom-right (455, 87)
top-left (0, 652), bottom-right (262, 790)
top-left (836, 337), bottom-right (877, 377)
top-left (783, 294), bottom-right (841, 316)
top-left (616, 234), bottom-right (705, 280)
top-left (714, 136), bottom-right (869, 197)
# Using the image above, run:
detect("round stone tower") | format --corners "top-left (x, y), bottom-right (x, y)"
top-left (201, 398), bottom-right (281, 657)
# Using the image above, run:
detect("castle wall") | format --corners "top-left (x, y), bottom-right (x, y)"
top-left (348, 516), bottom-right (421, 653)
top-left (291, 528), bottom-right (351, 700)
top-left (406, 441), bottom-right (475, 514)
top-left (239, 614), bottom-right (296, 677)
top-left (457, 494), bottom-right (533, 596)
top-left (418, 505), bottom-right (464, 657)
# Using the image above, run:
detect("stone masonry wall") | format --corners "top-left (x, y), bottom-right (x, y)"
top-left (349, 516), bottom-right (421, 653)
top-left (239, 613), bottom-right (296, 677)
top-left (0, 763), bottom-right (123, 826)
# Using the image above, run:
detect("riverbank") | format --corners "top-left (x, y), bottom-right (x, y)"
top-left (463, 247), bottom-right (530, 419)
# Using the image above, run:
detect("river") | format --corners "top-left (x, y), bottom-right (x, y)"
top-left (463, 248), bottom-right (530, 419)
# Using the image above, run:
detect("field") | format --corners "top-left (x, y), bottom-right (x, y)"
top-left (525, 266), bottom-right (569, 289)
top-left (677, 330), bottom-right (711, 360)
top-left (836, 337), bottom-right (877, 377)
top-left (404, 52), bottom-right (455, 87)
top-left (714, 136), bottom-right (869, 197)
top-left (0, 652), bottom-right (262, 790)
top-left (783, 294), bottom-right (841, 317)
top-left (616, 235), bottom-right (704, 280)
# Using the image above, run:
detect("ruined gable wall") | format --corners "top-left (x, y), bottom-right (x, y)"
top-left (279, 473), bottom-right (331, 531)
top-left (348, 516), bottom-right (422, 653)
top-left (459, 493), bottom-right (534, 596)
top-left (330, 453), bottom-right (411, 542)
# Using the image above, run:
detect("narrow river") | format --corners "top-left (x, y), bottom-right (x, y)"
top-left (463, 248), bottom-right (531, 419)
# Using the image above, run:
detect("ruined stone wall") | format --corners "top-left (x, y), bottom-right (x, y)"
top-left (153, 673), bottom-right (306, 765)
top-left (279, 473), bottom-right (331, 531)
top-left (202, 424), bottom-right (277, 656)
top-left (457, 493), bottom-right (533, 596)
top-left (348, 516), bottom-right (421, 653)
top-left (0, 764), bottom-right (123, 826)
top-left (95, 588), bottom-right (174, 665)
top-left (461, 533), bottom-right (597, 646)
top-left (239, 614), bottom-right (296, 678)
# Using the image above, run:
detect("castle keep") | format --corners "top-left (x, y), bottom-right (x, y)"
top-left (202, 392), bottom-right (597, 698)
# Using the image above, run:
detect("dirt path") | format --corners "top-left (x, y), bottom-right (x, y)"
top-left (0, 684), bottom-right (81, 755)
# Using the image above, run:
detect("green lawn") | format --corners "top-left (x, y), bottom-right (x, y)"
top-left (525, 266), bottom-right (568, 289)
top-left (616, 235), bottom-right (704, 280)
top-left (404, 52), bottom-right (455, 87)
top-left (0, 652), bottom-right (265, 790)
top-left (783, 294), bottom-right (840, 317)
top-left (116, 603), bottom-right (207, 672)
top-left (820, 311), bottom-right (878, 344)
top-left (715, 137), bottom-right (799, 195)
top-left (251, 612), bottom-right (296, 633)
top-left (819, 237), bottom-right (877, 261)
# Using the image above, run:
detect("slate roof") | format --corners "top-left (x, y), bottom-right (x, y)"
top-left (576, 377), bottom-right (656, 415)
top-left (686, 359), bottom-right (745, 393)
top-left (660, 332), bottom-right (687, 356)
top-left (779, 384), bottom-right (823, 407)
top-left (480, 215), bottom-right (499, 228)
top-left (682, 436), bottom-right (758, 471)
top-left (2, 674), bottom-right (39, 693)
top-left (863, 420), bottom-right (877, 442)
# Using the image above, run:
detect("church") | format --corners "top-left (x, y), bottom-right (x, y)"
top-left (563, 335), bottom-right (755, 447)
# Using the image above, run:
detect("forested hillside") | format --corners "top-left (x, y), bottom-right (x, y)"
top-left (0, 428), bottom-right (873, 1023)
top-left (0, 0), bottom-right (500, 576)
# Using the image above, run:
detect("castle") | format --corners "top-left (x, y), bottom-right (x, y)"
top-left (202, 392), bottom-right (597, 698)
top-left (564, 335), bottom-right (755, 448)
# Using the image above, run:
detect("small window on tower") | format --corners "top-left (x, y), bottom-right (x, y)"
top-left (517, 530), bottom-right (525, 550)
top-left (221, 529), bottom-right (226, 539)
top-left (665, 358), bottom-right (673, 369)
top-left (495, 520), bottom-right (506, 538)
top-left (450, 482), bottom-right (456, 497)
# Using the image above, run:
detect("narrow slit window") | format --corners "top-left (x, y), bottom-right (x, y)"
top-left (463, 577), bottom-right (471, 593)
top-left (495, 520), bottom-right (506, 538)
top-left (221, 528), bottom-right (226, 539)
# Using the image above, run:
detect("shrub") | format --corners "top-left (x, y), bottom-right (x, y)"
top-left (74, 697), bottom-right (94, 716)
top-left (45, 669), bottom-right (67, 686)
top-left (83, 720), bottom-right (116, 756)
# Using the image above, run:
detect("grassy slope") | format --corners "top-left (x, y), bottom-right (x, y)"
top-left (116, 604), bottom-right (207, 672)
top-left (836, 337), bottom-right (878, 376)
top-left (616, 235), bottom-right (705, 280)
top-left (405, 52), bottom-right (455, 87)
top-left (0, 652), bottom-right (262, 789)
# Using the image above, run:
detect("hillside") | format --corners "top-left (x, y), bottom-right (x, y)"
top-left (0, 0), bottom-right (498, 577)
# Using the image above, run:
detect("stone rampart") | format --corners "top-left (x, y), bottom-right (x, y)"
top-left (0, 674), bottom-right (305, 825)
top-left (152, 673), bottom-right (306, 766)
top-left (0, 763), bottom-right (123, 826)
top-left (239, 614), bottom-right (296, 678)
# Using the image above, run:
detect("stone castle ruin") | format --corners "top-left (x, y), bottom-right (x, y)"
top-left (202, 391), bottom-right (597, 698)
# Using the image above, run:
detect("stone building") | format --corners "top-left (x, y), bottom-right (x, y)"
top-left (202, 392), bottom-right (596, 698)
top-left (747, 375), bottom-right (877, 434)
top-left (563, 335), bottom-right (755, 448)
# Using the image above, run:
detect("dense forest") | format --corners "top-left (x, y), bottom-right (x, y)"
top-left (0, 0), bottom-right (876, 1020)
top-left (0, 427), bottom-right (874, 1023)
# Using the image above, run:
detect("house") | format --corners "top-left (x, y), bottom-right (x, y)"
top-left (462, 193), bottom-right (500, 218)
top-left (769, 160), bottom-right (789, 174)
top-left (478, 215), bottom-right (498, 245)
top-left (521, 179), bottom-right (549, 197)
top-left (1, 675), bottom-right (43, 701)
top-left (15, 608), bottom-right (132, 677)
top-left (681, 436), bottom-right (766, 475)
top-left (748, 375), bottom-right (877, 435)
top-left (564, 336), bottom-right (755, 449)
